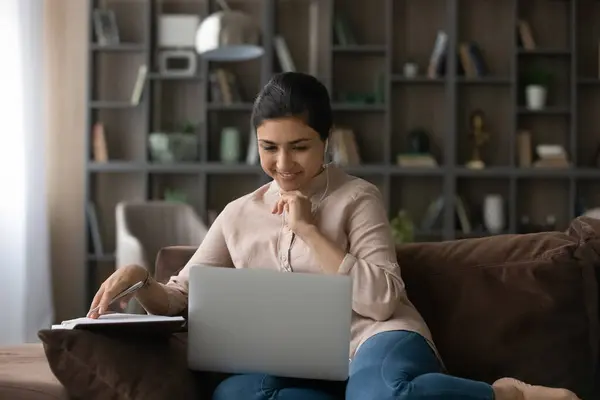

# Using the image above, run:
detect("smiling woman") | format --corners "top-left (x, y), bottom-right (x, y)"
top-left (256, 118), bottom-right (326, 192)
top-left (89, 72), bottom-right (581, 400)
top-left (251, 73), bottom-right (331, 193)
top-left (0, 0), bottom-right (53, 345)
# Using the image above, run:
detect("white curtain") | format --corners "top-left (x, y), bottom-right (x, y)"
top-left (0, 0), bottom-right (53, 345)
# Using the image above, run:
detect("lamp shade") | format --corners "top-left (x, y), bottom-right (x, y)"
top-left (195, 10), bottom-right (263, 62)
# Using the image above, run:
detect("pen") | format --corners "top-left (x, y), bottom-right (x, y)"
top-left (88, 281), bottom-right (144, 315)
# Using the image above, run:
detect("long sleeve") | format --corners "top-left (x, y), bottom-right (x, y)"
top-left (338, 185), bottom-right (405, 321)
top-left (162, 205), bottom-right (234, 315)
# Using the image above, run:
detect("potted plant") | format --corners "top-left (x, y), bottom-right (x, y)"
top-left (149, 121), bottom-right (198, 163)
top-left (390, 210), bottom-right (415, 244)
top-left (523, 67), bottom-right (552, 110)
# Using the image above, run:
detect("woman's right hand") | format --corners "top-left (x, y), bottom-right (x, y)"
top-left (87, 264), bottom-right (148, 319)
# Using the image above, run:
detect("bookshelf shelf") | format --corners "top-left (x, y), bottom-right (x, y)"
top-left (391, 76), bottom-right (445, 85)
top-left (457, 77), bottom-right (513, 85)
top-left (516, 107), bottom-right (571, 115)
top-left (389, 167), bottom-right (445, 177)
top-left (331, 103), bottom-right (387, 111)
top-left (200, 163), bottom-right (264, 174)
top-left (332, 44), bottom-right (387, 54)
top-left (578, 78), bottom-right (600, 85)
top-left (89, 101), bottom-right (137, 109)
top-left (90, 43), bottom-right (147, 52)
top-left (88, 161), bottom-right (144, 172)
top-left (517, 48), bottom-right (571, 56)
top-left (454, 167), bottom-right (513, 177)
top-left (148, 73), bottom-right (203, 81)
top-left (206, 103), bottom-right (254, 111)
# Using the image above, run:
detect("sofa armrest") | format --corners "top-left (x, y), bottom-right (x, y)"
top-left (154, 245), bottom-right (197, 284)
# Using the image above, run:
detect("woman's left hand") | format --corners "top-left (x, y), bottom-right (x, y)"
top-left (272, 191), bottom-right (315, 235)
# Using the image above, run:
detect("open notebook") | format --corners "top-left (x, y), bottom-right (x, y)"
top-left (52, 313), bottom-right (186, 334)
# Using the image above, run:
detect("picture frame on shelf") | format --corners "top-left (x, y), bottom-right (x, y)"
top-left (93, 9), bottom-right (120, 46)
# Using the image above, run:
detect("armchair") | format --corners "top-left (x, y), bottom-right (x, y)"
top-left (115, 201), bottom-right (207, 313)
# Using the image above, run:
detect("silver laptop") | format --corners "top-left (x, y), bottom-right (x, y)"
top-left (187, 265), bottom-right (352, 381)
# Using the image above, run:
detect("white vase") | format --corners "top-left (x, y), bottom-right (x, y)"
top-left (483, 194), bottom-right (504, 234)
top-left (220, 127), bottom-right (241, 163)
top-left (403, 62), bottom-right (418, 78)
top-left (525, 85), bottom-right (547, 110)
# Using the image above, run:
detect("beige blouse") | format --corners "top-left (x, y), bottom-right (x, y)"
top-left (163, 164), bottom-right (437, 359)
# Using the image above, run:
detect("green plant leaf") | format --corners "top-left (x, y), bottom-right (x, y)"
top-left (390, 209), bottom-right (415, 244)
top-left (522, 67), bottom-right (553, 86)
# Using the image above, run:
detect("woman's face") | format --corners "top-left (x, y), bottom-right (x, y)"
top-left (256, 117), bottom-right (326, 192)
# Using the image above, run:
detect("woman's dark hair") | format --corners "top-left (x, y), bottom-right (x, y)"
top-left (251, 72), bottom-right (332, 141)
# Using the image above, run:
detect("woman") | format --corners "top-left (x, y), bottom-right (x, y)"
top-left (89, 72), bottom-right (579, 400)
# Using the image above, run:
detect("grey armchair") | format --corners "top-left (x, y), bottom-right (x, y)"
top-left (115, 201), bottom-right (208, 313)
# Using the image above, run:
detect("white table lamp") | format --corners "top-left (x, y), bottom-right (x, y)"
top-left (195, 0), bottom-right (263, 62)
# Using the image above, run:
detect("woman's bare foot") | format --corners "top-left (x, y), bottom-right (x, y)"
top-left (492, 378), bottom-right (581, 400)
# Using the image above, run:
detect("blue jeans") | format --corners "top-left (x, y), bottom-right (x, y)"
top-left (212, 330), bottom-right (495, 399)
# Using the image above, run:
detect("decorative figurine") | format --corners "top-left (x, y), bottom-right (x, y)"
top-left (466, 109), bottom-right (490, 169)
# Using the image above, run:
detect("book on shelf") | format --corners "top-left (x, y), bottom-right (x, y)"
top-left (333, 14), bottom-right (356, 46)
top-left (273, 35), bottom-right (296, 73)
top-left (130, 64), bottom-right (148, 105)
top-left (86, 201), bottom-right (104, 256)
top-left (421, 195), bottom-right (472, 234)
top-left (517, 130), bottom-right (533, 167)
top-left (209, 68), bottom-right (244, 104)
top-left (517, 20), bottom-right (536, 50)
top-left (396, 153), bottom-right (438, 168)
top-left (92, 122), bottom-right (108, 162)
top-left (427, 30), bottom-right (448, 79)
top-left (52, 313), bottom-right (186, 335)
top-left (329, 127), bottom-right (361, 166)
top-left (533, 144), bottom-right (570, 168)
top-left (458, 42), bottom-right (488, 78)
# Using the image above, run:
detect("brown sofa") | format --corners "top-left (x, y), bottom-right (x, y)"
top-left (1, 216), bottom-right (599, 399)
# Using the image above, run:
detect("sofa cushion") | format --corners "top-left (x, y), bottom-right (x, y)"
top-left (38, 329), bottom-right (199, 400)
top-left (397, 217), bottom-right (599, 400)
top-left (0, 343), bottom-right (68, 400)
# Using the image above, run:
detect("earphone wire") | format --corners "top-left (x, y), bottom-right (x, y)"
top-left (276, 165), bottom-right (330, 272)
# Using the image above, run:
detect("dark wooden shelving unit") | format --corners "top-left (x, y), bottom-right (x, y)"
top-left (329, 0), bottom-right (600, 242)
top-left (85, 0), bottom-right (600, 305)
